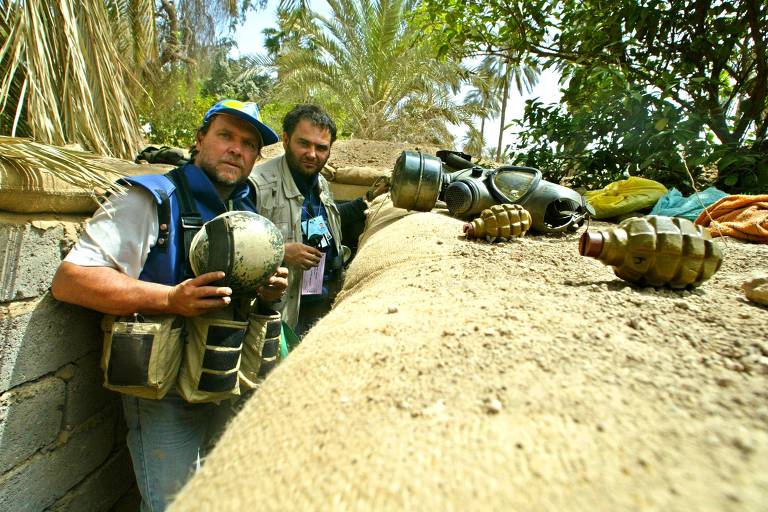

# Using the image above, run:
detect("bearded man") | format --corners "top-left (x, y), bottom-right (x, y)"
top-left (250, 104), bottom-right (388, 337)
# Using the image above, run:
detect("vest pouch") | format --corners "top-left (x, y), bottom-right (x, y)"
top-left (100, 314), bottom-right (183, 400)
top-left (178, 312), bottom-right (247, 403)
top-left (240, 310), bottom-right (282, 390)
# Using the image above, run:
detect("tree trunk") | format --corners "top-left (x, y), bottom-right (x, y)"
top-left (496, 63), bottom-right (511, 162)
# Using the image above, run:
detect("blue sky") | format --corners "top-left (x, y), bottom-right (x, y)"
top-left (232, 0), bottom-right (562, 153)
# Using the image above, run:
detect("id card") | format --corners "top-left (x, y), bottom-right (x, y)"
top-left (304, 216), bottom-right (332, 248)
top-left (301, 252), bottom-right (326, 296)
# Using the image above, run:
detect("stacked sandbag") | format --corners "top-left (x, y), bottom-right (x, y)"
top-left (170, 204), bottom-right (767, 511)
top-left (321, 164), bottom-right (390, 201)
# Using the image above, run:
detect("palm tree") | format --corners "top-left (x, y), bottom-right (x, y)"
top-left (462, 61), bottom-right (501, 157)
top-left (0, 0), bottom-right (264, 160)
top-left (487, 55), bottom-right (538, 162)
top-left (272, 0), bottom-right (472, 145)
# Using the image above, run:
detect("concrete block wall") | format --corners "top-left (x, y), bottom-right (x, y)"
top-left (0, 213), bottom-right (137, 511)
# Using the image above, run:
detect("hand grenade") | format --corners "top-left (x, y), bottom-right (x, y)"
top-left (579, 215), bottom-right (723, 288)
top-left (463, 204), bottom-right (532, 242)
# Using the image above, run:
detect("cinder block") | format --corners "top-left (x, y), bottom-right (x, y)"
top-left (0, 376), bottom-right (65, 473)
top-left (49, 447), bottom-right (134, 512)
top-left (0, 412), bottom-right (114, 511)
top-left (0, 293), bottom-right (101, 394)
top-left (63, 352), bottom-right (115, 428)
top-left (0, 214), bottom-right (84, 303)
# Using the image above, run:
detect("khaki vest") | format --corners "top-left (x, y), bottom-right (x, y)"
top-left (250, 155), bottom-right (343, 329)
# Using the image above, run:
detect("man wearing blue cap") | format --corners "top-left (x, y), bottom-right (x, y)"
top-left (51, 99), bottom-right (287, 511)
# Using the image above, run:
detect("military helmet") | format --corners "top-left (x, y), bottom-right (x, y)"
top-left (189, 211), bottom-right (285, 295)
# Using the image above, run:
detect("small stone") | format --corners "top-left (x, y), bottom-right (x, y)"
top-left (483, 398), bottom-right (503, 414)
top-left (483, 328), bottom-right (497, 336)
top-left (715, 377), bottom-right (733, 388)
top-left (436, 240), bottom-right (443, 245)
top-left (627, 318), bottom-right (641, 330)
top-left (742, 274), bottom-right (768, 306)
top-left (387, 305), bottom-right (398, 314)
top-left (674, 300), bottom-right (690, 310)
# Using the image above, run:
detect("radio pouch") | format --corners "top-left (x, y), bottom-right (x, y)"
top-left (178, 311), bottom-right (247, 403)
top-left (240, 310), bottom-right (282, 390)
top-left (100, 314), bottom-right (183, 399)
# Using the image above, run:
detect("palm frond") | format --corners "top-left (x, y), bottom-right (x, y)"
top-left (0, 0), bottom-right (144, 159)
top-left (0, 136), bottom-right (127, 197)
top-left (274, 0), bottom-right (468, 144)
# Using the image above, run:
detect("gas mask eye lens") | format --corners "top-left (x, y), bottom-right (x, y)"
top-left (492, 169), bottom-right (537, 202)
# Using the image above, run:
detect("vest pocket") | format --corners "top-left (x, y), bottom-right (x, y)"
top-left (100, 315), bottom-right (183, 400)
top-left (239, 310), bottom-right (282, 390)
top-left (178, 314), bottom-right (247, 403)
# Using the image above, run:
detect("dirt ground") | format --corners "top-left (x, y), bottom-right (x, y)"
top-left (262, 137), bottom-right (440, 169)
top-left (172, 140), bottom-right (768, 511)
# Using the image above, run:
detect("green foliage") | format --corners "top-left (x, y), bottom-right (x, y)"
top-left (137, 73), bottom-right (214, 148)
top-left (271, 0), bottom-right (471, 145)
top-left (417, 0), bottom-right (768, 193)
top-left (200, 51), bottom-right (275, 103)
top-left (509, 68), bottom-right (716, 192)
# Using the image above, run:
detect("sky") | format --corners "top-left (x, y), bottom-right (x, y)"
top-left (232, 0), bottom-right (562, 153)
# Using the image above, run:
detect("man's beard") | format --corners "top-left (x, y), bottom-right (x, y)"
top-left (285, 147), bottom-right (327, 177)
top-left (201, 159), bottom-right (246, 187)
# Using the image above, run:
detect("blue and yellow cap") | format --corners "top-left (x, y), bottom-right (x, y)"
top-left (203, 99), bottom-right (279, 146)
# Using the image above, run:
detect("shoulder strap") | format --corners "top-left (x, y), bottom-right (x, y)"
top-left (165, 167), bottom-right (203, 265)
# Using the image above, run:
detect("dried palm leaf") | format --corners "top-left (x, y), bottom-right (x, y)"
top-left (0, 136), bottom-right (127, 198)
top-left (0, 0), bottom-right (146, 159)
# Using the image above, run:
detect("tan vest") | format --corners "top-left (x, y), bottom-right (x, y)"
top-left (250, 155), bottom-right (343, 329)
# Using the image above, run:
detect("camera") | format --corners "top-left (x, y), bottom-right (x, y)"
top-left (306, 233), bottom-right (324, 248)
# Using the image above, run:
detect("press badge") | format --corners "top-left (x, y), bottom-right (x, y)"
top-left (304, 216), bottom-right (331, 248)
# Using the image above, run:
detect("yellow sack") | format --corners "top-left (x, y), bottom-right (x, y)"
top-left (584, 176), bottom-right (667, 219)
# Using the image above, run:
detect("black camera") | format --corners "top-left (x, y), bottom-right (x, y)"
top-left (306, 233), bottom-right (324, 248)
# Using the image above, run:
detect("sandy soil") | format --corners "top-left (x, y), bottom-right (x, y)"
top-left (172, 140), bottom-right (768, 511)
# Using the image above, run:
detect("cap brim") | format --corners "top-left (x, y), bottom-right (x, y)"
top-left (217, 108), bottom-right (280, 146)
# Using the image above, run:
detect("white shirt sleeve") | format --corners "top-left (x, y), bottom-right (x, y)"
top-left (64, 187), bottom-right (159, 279)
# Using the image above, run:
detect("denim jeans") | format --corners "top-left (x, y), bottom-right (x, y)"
top-left (121, 391), bottom-right (234, 512)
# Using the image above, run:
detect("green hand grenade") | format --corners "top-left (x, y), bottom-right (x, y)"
top-left (579, 215), bottom-right (723, 288)
top-left (463, 204), bottom-right (532, 242)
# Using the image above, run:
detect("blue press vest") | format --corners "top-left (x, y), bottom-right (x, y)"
top-left (120, 164), bottom-right (258, 286)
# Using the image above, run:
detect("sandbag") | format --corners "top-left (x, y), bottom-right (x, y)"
top-left (357, 194), bottom-right (413, 249)
top-left (584, 176), bottom-right (667, 219)
top-left (170, 209), bottom-right (767, 511)
top-left (322, 165), bottom-right (390, 186)
top-left (326, 182), bottom-right (370, 202)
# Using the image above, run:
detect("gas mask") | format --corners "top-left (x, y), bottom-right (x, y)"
top-left (390, 151), bottom-right (593, 233)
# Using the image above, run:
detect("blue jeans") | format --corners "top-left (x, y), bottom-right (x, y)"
top-left (121, 391), bottom-right (235, 512)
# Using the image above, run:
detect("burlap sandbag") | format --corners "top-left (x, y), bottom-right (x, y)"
top-left (326, 182), bottom-right (370, 202)
top-left (322, 165), bottom-right (390, 186)
top-left (171, 211), bottom-right (767, 511)
top-left (357, 193), bottom-right (414, 249)
top-left (0, 154), bottom-right (170, 214)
